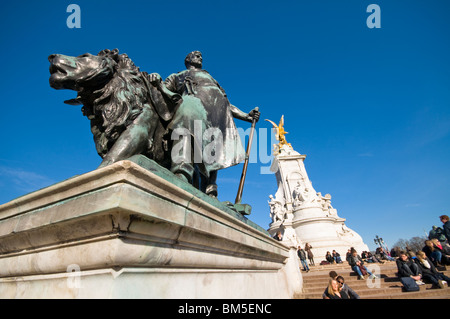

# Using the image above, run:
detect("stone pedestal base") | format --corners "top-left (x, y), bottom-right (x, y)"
top-left (269, 205), bottom-right (369, 264)
top-left (0, 156), bottom-right (302, 298)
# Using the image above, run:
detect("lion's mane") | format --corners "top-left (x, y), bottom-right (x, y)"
top-left (71, 49), bottom-right (153, 158)
top-left (90, 49), bottom-right (148, 141)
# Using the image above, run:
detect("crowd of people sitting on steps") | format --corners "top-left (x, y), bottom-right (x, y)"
top-left (294, 243), bottom-right (398, 274)
top-left (290, 214), bottom-right (450, 298)
top-left (391, 215), bottom-right (450, 291)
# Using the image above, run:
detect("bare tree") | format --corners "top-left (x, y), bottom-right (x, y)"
top-left (408, 236), bottom-right (426, 252)
top-left (393, 238), bottom-right (407, 250)
top-left (393, 236), bottom-right (427, 253)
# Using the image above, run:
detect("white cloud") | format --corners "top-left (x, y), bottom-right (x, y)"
top-left (405, 203), bottom-right (421, 208)
top-left (0, 166), bottom-right (55, 193)
top-left (357, 152), bottom-right (374, 157)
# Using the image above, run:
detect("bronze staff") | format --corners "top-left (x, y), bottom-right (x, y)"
top-left (235, 106), bottom-right (259, 206)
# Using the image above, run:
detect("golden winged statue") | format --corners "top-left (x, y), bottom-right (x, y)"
top-left (265, 115), bottom-right (292, 153)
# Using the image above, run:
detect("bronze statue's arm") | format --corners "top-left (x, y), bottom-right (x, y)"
top-left (163, 73), bottom-right (180, 93)
top-left (230, 104), bottom-right (260, 123)
top-left (147, 72), bottom-right (179, 94)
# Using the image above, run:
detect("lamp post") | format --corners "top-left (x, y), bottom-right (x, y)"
top-left (374, 235), bottom-right (389, 253)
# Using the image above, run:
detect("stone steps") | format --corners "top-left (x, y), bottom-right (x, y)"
top-left (299, 261), bottom-right (450, 299)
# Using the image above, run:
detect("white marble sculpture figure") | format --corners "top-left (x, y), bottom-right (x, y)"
top-left (292, 182), bottom-right (304, 207)
top-left (292, 181), bottom-right (318, 208)
top-left (268, 195), bottom-right (286, 223)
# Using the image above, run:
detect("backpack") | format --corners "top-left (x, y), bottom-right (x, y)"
top-left (358, 264), bottom-right (368, 276)
top-left (400, 277), bottom-right (420, 292)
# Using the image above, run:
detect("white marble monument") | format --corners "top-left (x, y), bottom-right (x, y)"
top-left (266, 117), bottom-right (369, 264)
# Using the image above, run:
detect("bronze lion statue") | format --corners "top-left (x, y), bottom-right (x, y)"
top-left (49, 49), bottom-right (180, 169)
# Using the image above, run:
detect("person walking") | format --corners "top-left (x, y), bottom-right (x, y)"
top-left (305, 243), bottom-right (315, 266)
top-left (297, 246), bottom-right (310, 272)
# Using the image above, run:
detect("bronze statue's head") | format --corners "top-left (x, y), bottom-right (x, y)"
top-left (184, 51), bottom-right (202, 69)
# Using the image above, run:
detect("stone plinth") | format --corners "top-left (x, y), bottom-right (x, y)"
top-left (0, 155), bottom-right (302, 298)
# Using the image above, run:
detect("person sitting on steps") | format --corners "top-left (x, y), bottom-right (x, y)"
top-left (362, 250), bottom-right (383, 263)
top-left (322, 272), bottom-right (361, 299)
top-left (332, 250), bottom-right (343, 263)
top-left (347, 248), bottom-right (377, 280)
top-left (336, 275), bottom-right (360, 299)
top-left (414, 251), bottom-right (450, 289)
top-left (396, 251), bottom-right (425, 286)
top-left (325, 251), bottom-right (335, 264)
top-left (323, 278), bottom-right (349, 299)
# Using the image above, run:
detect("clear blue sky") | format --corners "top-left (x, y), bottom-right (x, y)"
top-left (1, 0), bottom-right (449, 252)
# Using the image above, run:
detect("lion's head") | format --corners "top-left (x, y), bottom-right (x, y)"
top-left (49, 49), bottom-right (160, 160)
top-left (49, 49), bottom-right (149, 136)
top-left (49, 50), bottom-right (116, 92)
top-left (49, 49), bottom-right (173, 169)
